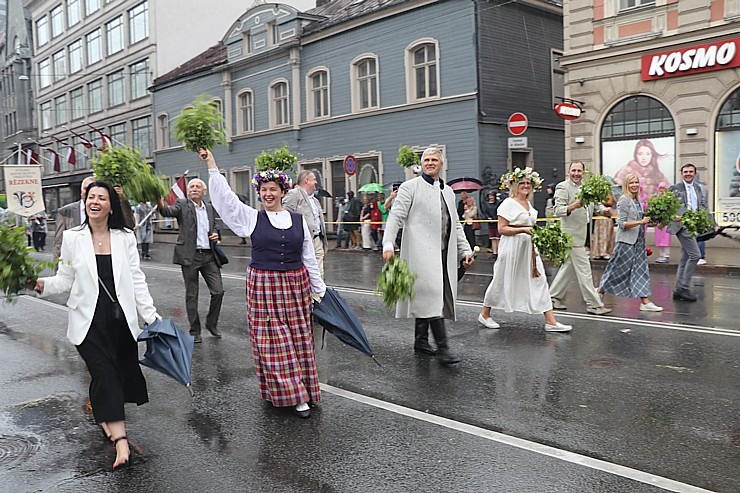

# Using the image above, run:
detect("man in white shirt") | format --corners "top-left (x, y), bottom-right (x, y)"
top-left (284, 170), bottom-right (328, 277)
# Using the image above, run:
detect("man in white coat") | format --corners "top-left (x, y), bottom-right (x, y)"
top-left (383, 147), bottom-right (474, 365)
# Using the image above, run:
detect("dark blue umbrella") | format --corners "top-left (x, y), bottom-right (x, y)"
top-left (313, 289), bottom-right (380, 366)
top-left (137, 319), bottom-right (195, 396)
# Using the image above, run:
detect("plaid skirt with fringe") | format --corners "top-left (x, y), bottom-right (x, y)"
top-left (599, 228), bottom-right (651, 298)
top-left (246, 266), bottom-right (321, 407)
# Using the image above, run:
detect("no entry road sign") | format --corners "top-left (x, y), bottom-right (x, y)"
top-left (507, 113), bottom-right (528, 136)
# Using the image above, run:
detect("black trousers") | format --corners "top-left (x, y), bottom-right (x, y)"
top-left (181, 251), bottom-right (224, 334)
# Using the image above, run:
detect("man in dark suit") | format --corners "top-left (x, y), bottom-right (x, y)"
top-left (158, 178), bottom-right (224, 343)
top-left (54, 176), bottom-right (96, 260)
top-left (668, 163), bottom-right (717, 301)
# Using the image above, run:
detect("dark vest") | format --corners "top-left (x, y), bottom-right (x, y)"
top-left (250, 210), bottom-right (304, 271)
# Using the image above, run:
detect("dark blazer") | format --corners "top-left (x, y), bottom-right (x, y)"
top-left (667, 181), bottom-right (710, 235)
top-left (158, 198), bottom-right (221, 267)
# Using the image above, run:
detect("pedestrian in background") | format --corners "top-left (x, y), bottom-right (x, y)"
top-left (590, 192), bottom-right (615, 260)
top-left (598, 174), bottom-right (663, 312)
top-left (284, 170), bottom-right (328, 277)
top-left (545, 183), bottom-right (556, 217)
top-left (343, 191), bottom-right (363, 249)
top-left (479, 190), bottom-right (501, 259)
top-left (201, 150), bottom-right (325, 419)
top-left (29, 212), bottom-right (47, 252)
top-left (35, 180), bottom-right (161, 469)
top-left (334, 197), bottom-right (348, 249)
top-left (462, 193), bottom-right (478, 248)
top-left (134, 201), bottom-right (154, 260)
top-left (653, 181), bottom-right (672, 263)
top-left (360, 195), bottom-right (373, 250)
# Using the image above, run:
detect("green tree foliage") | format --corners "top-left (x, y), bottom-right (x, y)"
top-left (255, 145), bottom-right (298, 173)
top-left (0, 220), bottom-right (57, 302)
top-left (173, 95), bottom-right (227, 153)
top-left (396, 145), bottom-right (420, 169)
top-left (91, 146), bottom-right (169, 203)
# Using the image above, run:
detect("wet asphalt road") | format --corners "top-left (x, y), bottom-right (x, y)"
top-left (0, 244), bottom-right (738, 492)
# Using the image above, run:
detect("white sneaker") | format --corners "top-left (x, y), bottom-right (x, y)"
top-left (640, 302), bottom-right (663, 312)
top-left (544, 322), bottom-right (572, 332)
top-left (478, 313), bottom-right (500, 329)
top-left (697, 259), bottom-right (706, 265)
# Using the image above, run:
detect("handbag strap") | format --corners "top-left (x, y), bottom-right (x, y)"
top-left (98, 278), bottom-right (117, 303)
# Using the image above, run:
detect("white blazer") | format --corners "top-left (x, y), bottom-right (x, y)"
top-left (40, 227), bottom-right (159, 345)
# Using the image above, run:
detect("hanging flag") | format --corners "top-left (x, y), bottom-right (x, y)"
top-left (25, 149), bottom-right (40, 165)
top-left (68, 128), bottom-right (94, 149)
top-left (85, 122), bottom-right (113, 152)
top-left (165, 174), bottom-right (188, 205)
top-left (46, 149), bottom-right (61, 172)
top-left (66, 147), bottom-right (77, 166)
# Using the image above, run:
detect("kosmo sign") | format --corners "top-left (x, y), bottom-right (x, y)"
top-left (554, 102), bottom-right (582, 120)
top-left (642, 38), bottom-right (740, 81)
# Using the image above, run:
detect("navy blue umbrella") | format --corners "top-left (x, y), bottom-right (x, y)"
top-left (137, 319), bottom-right (195, 396)
top-left (313, 289), bottom-right (380, 366)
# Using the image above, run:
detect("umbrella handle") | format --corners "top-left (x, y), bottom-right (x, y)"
top-left (371, 355), bottom-right (382, 368)
top-left (187, 384), bottom-right (194, 398)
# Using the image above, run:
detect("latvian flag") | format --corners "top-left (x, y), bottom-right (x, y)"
top-left (46, 149), bottom-right (61, 172)
top-left (165, 174), bottom-right (188, 205)
top-left (24, 148), bottom-right (40, 165)
top-left (66, 146), bottom-right (77, 166)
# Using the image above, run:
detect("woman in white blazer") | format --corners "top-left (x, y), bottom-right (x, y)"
top-left (36, 181), bottom-right (160, 469)
top-left (598, 174), bottom-right (662, 312)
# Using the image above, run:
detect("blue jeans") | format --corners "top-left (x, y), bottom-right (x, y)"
top-left (335, 225), bottom-right (345, 248)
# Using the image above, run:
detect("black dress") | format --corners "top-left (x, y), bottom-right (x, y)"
top-left (76, 255), bottom-right (148, 423)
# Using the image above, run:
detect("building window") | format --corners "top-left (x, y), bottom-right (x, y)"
top-left (50, 4), bottom-right (64, 38)
top-left (267, 21), bottom-right (278, 46)
top-left (619, 0), bottom-right (655, 10)
top-left (132, 116), bottom-right (151, 156)
top-left (551, 50), bottom-right (564, 107)
top-left (52, 50), bottom-right (66, 82)
top-left (55, 95), bottom-right (67, 125)
top-left (106, 17), bottom-right (124, 55)
top-left (70, 87), bottom-right (84, 120)
top-left (130, 59), bottom-right (149, 100)
top-left (39, 59), bottom-right (51, 89)
top-left (240, 93), bottom-right (255, 134)
top-left (108, 69), bottom-right (125, 107)
top-left (307, 69), bottom-right (329, 120)
top-left (109, 122), bottom-right (126, 146)
top-left (128, 2), bottom-right (148, 44)
top-left (87, 29), bottom-right (102, 64)
top-left (157, 114), bottom-right (169, 149)
top-left (88, 78), bottom-right (103, 113)
top-left (270, 80), bottom-right (289, 128)
top-left (243, 32), bottom-right (251, 54)
top-left (37, 17), bottom-right (49, 47)
top-left (85, 0), bottom-right (99, 16)
top-left (715, 87), bottom-right (740, 222)
top-left (67, 0), bottom-right (82, 27)
top-left (352, 55), bottom-right (379, 112)
top-left (406, 40), bottom-right (439, 101)
top-left (40, 101), bottom-right (52, 130)
top-left (69, 40), bottom-right (83, 73)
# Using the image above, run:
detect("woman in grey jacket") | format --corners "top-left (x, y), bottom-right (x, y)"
top-left (598, 174), bottom-right (662, 312)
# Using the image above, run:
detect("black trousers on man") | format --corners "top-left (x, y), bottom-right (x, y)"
top-left (181, 250), bottom-right (224, 337)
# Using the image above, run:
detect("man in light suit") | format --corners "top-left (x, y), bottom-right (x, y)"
top-left (668, 163), bottom-right (717, 302)
top-left (284, 170), bottom-right (328, 277)
top-left (158, 178), bottom-right (224, 343)
top-left (53, 176), bottom-right (96, 260)
top-left (549, 161), bottom-right (612, 315)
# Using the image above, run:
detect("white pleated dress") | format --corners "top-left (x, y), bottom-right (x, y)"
top-left (483, 198), bottom-right (553, 314)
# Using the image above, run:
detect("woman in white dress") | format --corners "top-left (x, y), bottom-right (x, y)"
top-left (478, 168), bottom-right (572, 332)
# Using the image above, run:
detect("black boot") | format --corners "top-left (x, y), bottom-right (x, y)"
top-left (429, 317), bottom-right (461, 365)
top-left (413, 318), bottom-right (436, 355)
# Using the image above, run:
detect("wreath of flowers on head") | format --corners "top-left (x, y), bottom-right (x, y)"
top-left (251, 169), bottom-right (293, 193)
top-left (500, 166), bottom-right (544, 191)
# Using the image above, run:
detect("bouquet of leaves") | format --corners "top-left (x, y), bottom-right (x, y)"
top-left (680, 209), bottom-right (714, 237)
top-left (0, 220), bottom-right (57, 302)
top-left (376, 256), bottom-right (416, 309)
top-left (174, 95), bottom-right (227, 153)
top-left (645, 190), bottom-right (681, 228)
top-left (577, 173), bottom-right (613, 206)
top-left (255, 145), bottom-right (298, 173)
top-left (531, 220), bottom-right (573, 266)
top-left (91, 146), bottom-right (169, 203)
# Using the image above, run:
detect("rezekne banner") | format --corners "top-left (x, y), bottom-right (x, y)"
top-left (4, 165), bottom-right (45, 217)
top-left (641, 38), bottom-right (739, 81)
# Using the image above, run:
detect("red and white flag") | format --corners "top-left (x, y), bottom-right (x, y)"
top-left (24, 148), bottom-right (40, 165)
top-left (165, 174), bottom-right (188, 205)
top-left (47, 149), bottom-right (61, 172)
top-left (66, 147), bottom-right (77, 166)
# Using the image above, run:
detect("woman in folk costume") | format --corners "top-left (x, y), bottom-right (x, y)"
top-left (478, 168), bottom-right (572, 332)
top-left (200, 150), bottom-right (325, 419)
top-left (382, 147), bottom-right (474, 365)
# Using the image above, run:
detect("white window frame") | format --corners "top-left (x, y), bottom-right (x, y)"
top-left (70, 87), bottom-right (84, 120)
top-left (306, 67), bottom-right (330, 121)
top-left (619, 0), bottom-right (655, 11)
top-left (267, 21), bottom-right (278, 47)
top-left (129, 59), bottom-right (149, 100)
top-left (107, 69), bottom-right (125, 107)
top-left (39, 59), bottom-right (52, 89)
top-left (69, 39), bottom-right (83, 73)
top-left (88, 78), bottom-right (103, 113)
top-left (106, 16), bottom-right (124, 56)
top-left (269, 79), bottom-right (290, 129)
top-left (67, 0), bottom-right (81, 27)
top-left (236, 89), bottom-right (254, 134)
top-left (351, 54), bottom-right (379, 113)
top-left (86, 28), bottom-right (102, 65)
top-left (50, 4), bottom-right (64, 38)
top-left (40, 101), bottom-right (52, 130)
top-left (54, 95), bottom-right (67, 126)
top-left (85, 0), bottom-right (100, 16)
top-left (52, 50), bottom-right (66, 82)
top-left (109, 121), bottom-right (126, 147)
top-left (157, 113), bottom-right (169, 149)
top-left (132, 116), bottom-right (152, 156)
top-left (405, 38), bottom-right (440, 103)
top-left (128, 2), bottom-right (148, 44)
top-left (37, 17), bottom-right (50, 47)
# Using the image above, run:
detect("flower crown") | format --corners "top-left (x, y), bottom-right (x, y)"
top-left (500, 166), bottom-right (543, 190)
top-left (251, 169), bottom-right (293, 193)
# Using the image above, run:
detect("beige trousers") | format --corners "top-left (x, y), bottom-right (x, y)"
top-left (548, 245), bottom-right (603, 309)
top-left (313, 235), bottom-right (325, 279)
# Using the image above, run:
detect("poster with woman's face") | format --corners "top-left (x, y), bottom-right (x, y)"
top-left (602, 137), bottom-right (675, 198)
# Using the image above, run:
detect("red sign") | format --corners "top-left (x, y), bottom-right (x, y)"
top-left (507, 113), bottom-right (528, 136)
top-left (641, 37), bottom-right (740, 81)
top-left (343, 155), bottom-right (357, 176)
top-left (554, 102), bottom-right (582, 120)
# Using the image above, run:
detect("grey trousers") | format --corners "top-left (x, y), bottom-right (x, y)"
top-left (181, 251), bottom-right (224, 335)
top-left (548, 245), bottom-right (604, 309)
top-left (674, 227), bottom-right (701, 291)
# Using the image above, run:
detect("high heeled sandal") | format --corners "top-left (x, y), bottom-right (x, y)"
top-left (112, 436), bottom-right (130, 470)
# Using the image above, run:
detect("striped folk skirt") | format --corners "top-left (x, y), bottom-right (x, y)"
top-left (599, 228), bottom-right (651, 298)
top-left (246, 266), bottom-right (321, 407)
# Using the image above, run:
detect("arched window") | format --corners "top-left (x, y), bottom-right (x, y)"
top-left (306, 68), bottom-right (330, 120)
top-left (269, 79), bottom-right (289, 128)
top-left (237, 90), bottom-right (254, 134)
top-left (351, 54), bottom-right (379, 112)
top-left (157, 114), bottom-right (169, 149)
top-left (715, 86), bottom-right (740, 221)
top-left (600, 96), bottom-right (675, 196)
top-left (405, 39), bottom-right (439, 102)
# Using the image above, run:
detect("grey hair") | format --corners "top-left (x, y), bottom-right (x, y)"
top-left (421, 147), bottom-right (446, 166)
top-left (188, 178), bottom-right (207, 190)
top-left (297, 170), bottom-right (316, 185)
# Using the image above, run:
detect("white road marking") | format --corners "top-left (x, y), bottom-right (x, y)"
top-left (321, 383), bottom-right (714, 493)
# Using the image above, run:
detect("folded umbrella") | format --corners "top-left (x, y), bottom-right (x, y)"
top-left (137, 318), bottom-right (195, 396)
top-left (696, 225), bottom-right (740, 243)
top-left (313, 289), bottom-right (380, 366)
top-left (315, 188), bottom-right (332, 198)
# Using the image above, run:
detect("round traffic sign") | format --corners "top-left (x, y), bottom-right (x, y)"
top-left (507, 112), bottom-right (528, 136)
top-left (343, 155), bottom-right (357, 176)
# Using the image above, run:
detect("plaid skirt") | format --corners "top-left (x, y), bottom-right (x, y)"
top-left (246, 266), bottom-right (321, 407)
top-left (599, 228), bottom-right (651, 298)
